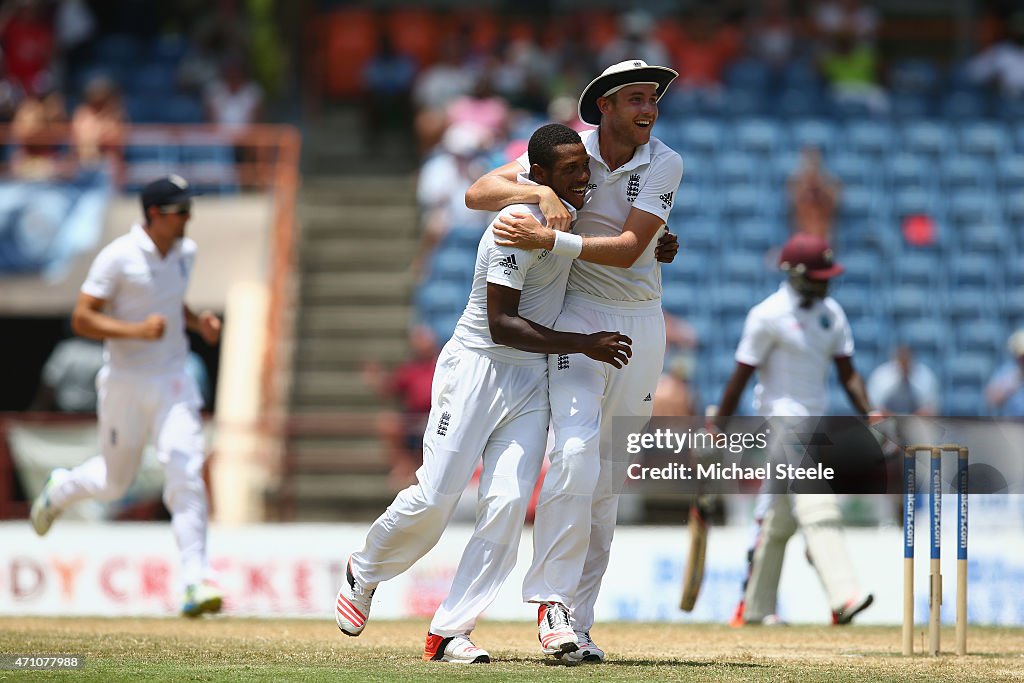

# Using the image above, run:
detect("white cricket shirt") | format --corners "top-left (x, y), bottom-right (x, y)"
top-left (81, 224), bottom-right (195, 376)
top-left (453, 179), bottom-right (576, 365)
top-left (735, 282), bottom-right (854, 416)
top-left (517, 128), bottom-right (683, 302)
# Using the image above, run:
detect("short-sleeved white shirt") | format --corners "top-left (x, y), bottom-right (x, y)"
top-left (735, 282), bottom-right (854, 416)
top-left (517, 128), bottom-right (683, 302)
top-left (453, 180), bottom-right (576, 365)
top-left (81, 224), bottom-right (195, 376)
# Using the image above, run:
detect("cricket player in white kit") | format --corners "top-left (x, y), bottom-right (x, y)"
top-left (466, 60), bottom-right (683, 662)
top-left (715, 233), bottom-right (875, 626)
top-left (30, 175), bottom-right (223, 617)
top-left (335, 125), bottom-right (636, 664)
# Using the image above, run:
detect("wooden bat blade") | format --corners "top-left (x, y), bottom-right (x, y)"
top-left (680, 500), bottom-right (709, 611)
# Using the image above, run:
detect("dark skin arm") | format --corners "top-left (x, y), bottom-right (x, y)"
top-left (486, 283), bottom-right (632, 368)
top-left (835, 355), bottom-right (872, 417)
top-left (714, 362), bottom-right (757, 428)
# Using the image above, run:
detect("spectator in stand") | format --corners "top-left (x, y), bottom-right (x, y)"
top-left (11, 85), bottom-right (67, 180)
top-left (666, 7), bottom-right (742, 105)
top-left (597, 10), bottom-right (671, 73)
top-left (71, 75), bottom-right (126, 167)
top-left (818, 27), bottom-right (888, 114)
top-left (867, 345), bottom-right (940, 417)
top-left (361, 34), bottom-right (416, 145)
top-left (412, 38), bottom-right (477, 156)
top-left (0, 0), bottom-right (54, 98)
top-left (446, 72), bottom-right (509, 148)
top-left (965, 11), bottom-right (1024, 99)
top-left (788, 146), bottom-right (841, 239)
top-left (985, 330), bottom-right (1024, 417)
top-left (203, 58), bottom-right (262, 132)
top-left (812, 0), bottom-right (880, 47)
top-left (746, 0), bottom-right (800, 72)
top-left (361, 325), bottom-right (439, 490)
top-left (412, 122), bottom-right (492, 280)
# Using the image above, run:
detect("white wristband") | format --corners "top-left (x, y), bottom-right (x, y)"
top-left (551, 230), bottom-right (583, 259)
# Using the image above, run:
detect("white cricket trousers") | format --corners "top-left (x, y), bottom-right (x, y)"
top-left (742, 490), bottom-right (861, 620)
top-left (523, 292), bottom-right (665, 633)
top-left (47, 367), bottom-right (211, 588)
top-left (349, 339), bottom-right (548, 637)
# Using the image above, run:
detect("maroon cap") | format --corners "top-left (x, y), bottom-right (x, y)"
top-left (778, 233), bottom-right (844, 280)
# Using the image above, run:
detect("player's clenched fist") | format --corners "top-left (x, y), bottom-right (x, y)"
top-left (197, 310), bottom-right (221, 345)
top-left (582, 332), bottom-right (633, 368)
top-left (137, 314), bottom-right (166, 340)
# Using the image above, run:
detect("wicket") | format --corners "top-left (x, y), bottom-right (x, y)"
top-left (902, 444), bottom-right (968, 656)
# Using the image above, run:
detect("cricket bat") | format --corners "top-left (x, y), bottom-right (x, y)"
top-left (680, 405), bottom-right (718, 612)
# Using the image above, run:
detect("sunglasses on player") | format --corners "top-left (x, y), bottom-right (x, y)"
top-left (156, 201), bottom-right (192, 216)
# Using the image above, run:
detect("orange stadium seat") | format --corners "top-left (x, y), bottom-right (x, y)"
top-left (387, 8), bottom-right (441, 69)
top-left (323, 8), bottom-right (378, 98)
top-left (447, 8), bottom-right (499, 56)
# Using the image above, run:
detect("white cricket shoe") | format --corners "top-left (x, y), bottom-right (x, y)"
top-left (182, 583), bottom-right (223, 617)
top-left (561, 630), bottom-right (605, 663)
top-left (30, 468), bottom-right (70, 536)
top-left (833, 592), bottom-right (874, 625)
top-left (537, 602), bottom-right (578, 655)
top-left (422, 633), bottom-right (490, 663)
top-left (335, 558), bottom-right (375, 636)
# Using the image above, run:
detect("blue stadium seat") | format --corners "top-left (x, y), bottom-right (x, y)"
top-left (426, 313), bottom-right (462, 344)
top-left (949, 254), bottom-right (998, 290)
top-left (1004, 259), bottom-right (1024, 289)
top-left (887, 153), bottom-right (932, 191)
top-left (128, 63), bottom-right (179, 95)
top-left (723, 89), bottom-right (767, 118)
top-left (788, 119), bottom-right (837, 156)
top-left (889, 284), bottom-right (934, 320)
top-left (716, 151), bottom-right (762, 186)
top-left (997, 155), bottom-right (1024, 193)
top-left (849, 316), bottom-right (886, 357)
top-left (732, 118), bottom-right (783, 158)
top-left (945, 353), bottom-right (993, 404)
top-left (893, 252), bottom-right (936, 288)
top-left (782, 59), bottom-right (820, 90)
top-left (947, 192), bottom-right (1000, 229)
top-left (941, 90), bottom-right (990, 119)
top-left (722, 184), bottom-right (770, 221)
top-left (714, 284), bottom-right (755, 318)
top-left (889, 59), bottom-right (941, 95)
top-left (725, 59), bottom-right (772, 92)
top-left (957, 320), bottom-right (1005, 355)
top-left (93, 34), bottom-right (140, 63)
top-left (940, 155), bottom-right (994, 192)
top-left (441, 225), bottom-right (484, 252)
top-left (734, 218), bottom-right (787, 253)
top-left (900, 120), bottom-right (950, 159)
top-left (896, 319), bottom-right (947, 358)
top-left (776, 88), bottom-right (827, 119)
top-left (946, 288), bottom-right (995, 323)
top-left (429, 247), bottom-right (475, 285)
top-left (890, 93), bottom-right (932, 119)
top-left (1004, 193), bottom-right (1024, 224)
top-left (417, 280), bottom-right (468, 318)
top-left (158, 95), bottom-right (204, 124)
top-left (661, 283), bottom-right (693, 318)
top-left (830, 152), bottom-right (874, 187)
top-left (681, 219), bottom-right (723, 252)
top-left (943, 392), bottom-right (983, 418)
top-left (720, 249), bottom-right (771, 287)
top-left (769, 149), bottom-right (800, 184)
top-left (842, 120), bottom-right (893, 158)
top-left (959, 121), bottom-right (1011, 159)
top-left (840, 186), bottom-right (878, 222)
top-left (150, 34), bottom-right (189, 64)
top-left (678, 119), bottom-right (725, 156)
top-left (892, 187), bottom-right (937, 220)
top-left (838, 252), bottom-right (885, 289)
top-left (957, 221), bottom-right (1009, 257)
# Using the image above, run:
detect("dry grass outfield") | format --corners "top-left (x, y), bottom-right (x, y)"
top-left (1, 617), bottom-right (1023, 682)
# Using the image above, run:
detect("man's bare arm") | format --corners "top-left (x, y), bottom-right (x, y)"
top-left (487, 283), bottom-right (632, 367)
top-left (835, 356), bottom-right (872, 416)
top-left (494, 207), bottom-right (666, 268)
top-left (466, 161), bottom-right (572, 232)
top-left (72, 293), bottom-right (165, 340)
